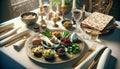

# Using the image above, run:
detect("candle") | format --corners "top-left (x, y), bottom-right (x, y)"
top-left (83, 4), bottom-right (86, 12)
top-left (50, 1), bottom-right (52, 10)
top-left (72, 0), bottom-right (76, 9)
top-left (39, 0), bottom-right (42, 7)
top-left (57, 4), bottom-right (59, 12)
top-left (62, 0), bottom-right (65, 6)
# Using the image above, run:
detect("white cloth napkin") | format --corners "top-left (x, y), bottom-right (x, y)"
top-left (0, 22), bottom-right (14, 32)
top-left (96, 48), bottom-right (111, 69)
top-left (0, 29), bottom-right (30, 46)
top-left (75, 40), bottom-right (111, 69)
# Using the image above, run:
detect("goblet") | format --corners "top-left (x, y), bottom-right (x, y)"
top-left (61, 6), bottom-right (66, 20)
top-left (72, 9), bottom-right (91, 40)
top-left (53, 14), bottom-right (58, 27)
top-left (39, 6), bottom-right (47, 28)
top-left (72, 9), bottom-right (82, 33)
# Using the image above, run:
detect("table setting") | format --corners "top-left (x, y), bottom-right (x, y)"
top-left (0, 0), bottom-right (120, 69)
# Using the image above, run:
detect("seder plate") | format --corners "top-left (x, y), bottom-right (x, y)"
top-left (25, 30), bottom-right (86, 64)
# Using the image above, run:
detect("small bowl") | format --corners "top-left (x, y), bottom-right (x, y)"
top-left (55, 46), bottom-right (67, 56)
top-left (21, 12), bottom-right (38, 25)
top-left (62, 20), bottom-right (73, 28)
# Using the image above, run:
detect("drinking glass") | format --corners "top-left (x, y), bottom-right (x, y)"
top-left (73, 9), bottom-right (82, 32)
top-left (73, 9), bottom-right (91, 40)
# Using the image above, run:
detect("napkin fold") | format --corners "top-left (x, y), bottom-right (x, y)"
top-left (0, 23), bottom-right (14, 32)
top-left (0, 27), bottom-right (20, 40)
top-left (96, 48), bottom-right (111, 69)
top-left (13, 39), bottom-right (26, 51)
top-left (74, 45), bottom-right (111, 69)
top-left (0, 29), bottom-right (30, 46)
top-left (74, 45), bottom-right (106, 69)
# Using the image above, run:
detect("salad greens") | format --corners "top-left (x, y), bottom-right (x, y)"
top-left (61, 31), bottom-right (71, 40)
top-left (41, 29), bottom-right (52, 38)
top-left (67, 44), bottom-right (80, 54)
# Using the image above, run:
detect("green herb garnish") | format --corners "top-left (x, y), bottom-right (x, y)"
top-left (67, 44), bottom-right (80, 54)
top-left (41, 29), bottom-right (52, 38)
top-left (61, 31), bottom-right (71, 39)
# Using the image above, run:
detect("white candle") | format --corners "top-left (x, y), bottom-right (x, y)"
top-left (50, 1), bottom-right (52, 9)
top-left (72, 0), bottom-right (76, 9)
top-left (39, 0), bottom-right (42, 7)
top-left (62, 0), bottom-right (65, 6)
top-left (57, 4), bottom-right (59, 12)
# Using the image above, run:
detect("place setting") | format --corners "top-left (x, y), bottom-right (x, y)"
top-left (0, 0), bottom-right (118, 69)
top-left (20, 0), bottom-right (117, 68)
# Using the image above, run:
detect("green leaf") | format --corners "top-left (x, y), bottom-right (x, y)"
top-left (67, 44), bottom-right (80, 54)
top-left (41, 29), bottom-right (52, 38)
top-left (61, 31), bottom-right (71, 39)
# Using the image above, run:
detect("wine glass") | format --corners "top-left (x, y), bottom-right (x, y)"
top-left (43, 2), bottom-right (50, 15)
top-left (72, 9), bottom-right (91, 40)
top-left (72, 9), bottom-right (82, 33)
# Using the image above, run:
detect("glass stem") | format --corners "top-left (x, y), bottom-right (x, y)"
top-left (76, 20), bottom-right (81, 33)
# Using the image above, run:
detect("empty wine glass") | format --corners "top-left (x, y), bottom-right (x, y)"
top-left (72, 9), bottom-right (82, 33)
top-left (72, 9), bottom-right (91, 40)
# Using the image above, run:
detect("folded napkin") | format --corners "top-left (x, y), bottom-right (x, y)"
top-left (0, 29), bottom-right (30, 46)
top-left (74, 39), bottom-right (111, 69)
top-left (96, 48), bottom-right (111, 69)
top-left (0, 27), bottom-right (20, 40)
top-left (13, 39), bottom-right (26, 51)
top-left (0, 23), bottom-right (14, 32)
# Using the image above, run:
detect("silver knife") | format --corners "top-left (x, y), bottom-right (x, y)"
top-left (88, 47), bottom-right (107, 69)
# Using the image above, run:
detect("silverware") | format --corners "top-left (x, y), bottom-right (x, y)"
top-left (72, 49), bottom-right (94, 68)
top-left (88, 47), bottom-right (107, 69)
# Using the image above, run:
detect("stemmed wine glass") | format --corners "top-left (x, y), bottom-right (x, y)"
top-left (72, 9), bottom-right (82, 33)
top-left (72, 9), bottom-right (91, 40)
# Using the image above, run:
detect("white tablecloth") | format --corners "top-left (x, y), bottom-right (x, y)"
top-left (0, 9), bottom-right (117, 69)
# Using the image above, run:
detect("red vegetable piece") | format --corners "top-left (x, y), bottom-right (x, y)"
top-left (32, 37), bottom-right (42, 45)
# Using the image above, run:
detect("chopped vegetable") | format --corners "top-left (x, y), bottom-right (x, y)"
top-left (61, 31), bottom-right (71, 40)
top-left (61, 38), bottom-right (71, 45)
top-left (67, 44), bottom-right (80, 54)
top-left (32, 37), bottom-right (42, 45)
top-left (41, 29), bottom-right (52, 38)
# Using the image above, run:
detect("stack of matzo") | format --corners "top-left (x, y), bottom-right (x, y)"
top-left (81, 12), bottom-right (117, 34)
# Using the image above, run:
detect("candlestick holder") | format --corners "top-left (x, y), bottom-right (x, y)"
top-left (81, 4), bottom-right (86, 21)
top-left (39, 6), bottom-right (47, 28)
top-left (39, 6), bottom-right (44, 15)
top-left (53, 14), bottom-right (58, 27)
top-left (40, 18), bottom-right (47, 28)
top-left (61, 6), bottom-right (66, 20)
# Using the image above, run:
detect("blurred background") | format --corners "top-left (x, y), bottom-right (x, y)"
top-left (0, 0), bottom-right (120, 23)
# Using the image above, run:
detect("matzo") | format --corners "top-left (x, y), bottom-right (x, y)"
top-left (81, 12), bottom-right (113, 31)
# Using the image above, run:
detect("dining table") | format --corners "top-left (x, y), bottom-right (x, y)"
top-left (0, 9), bottom-right (120, 69)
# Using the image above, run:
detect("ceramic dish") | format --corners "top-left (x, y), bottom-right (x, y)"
top-left (25, 30), bottom-right (86, 64)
